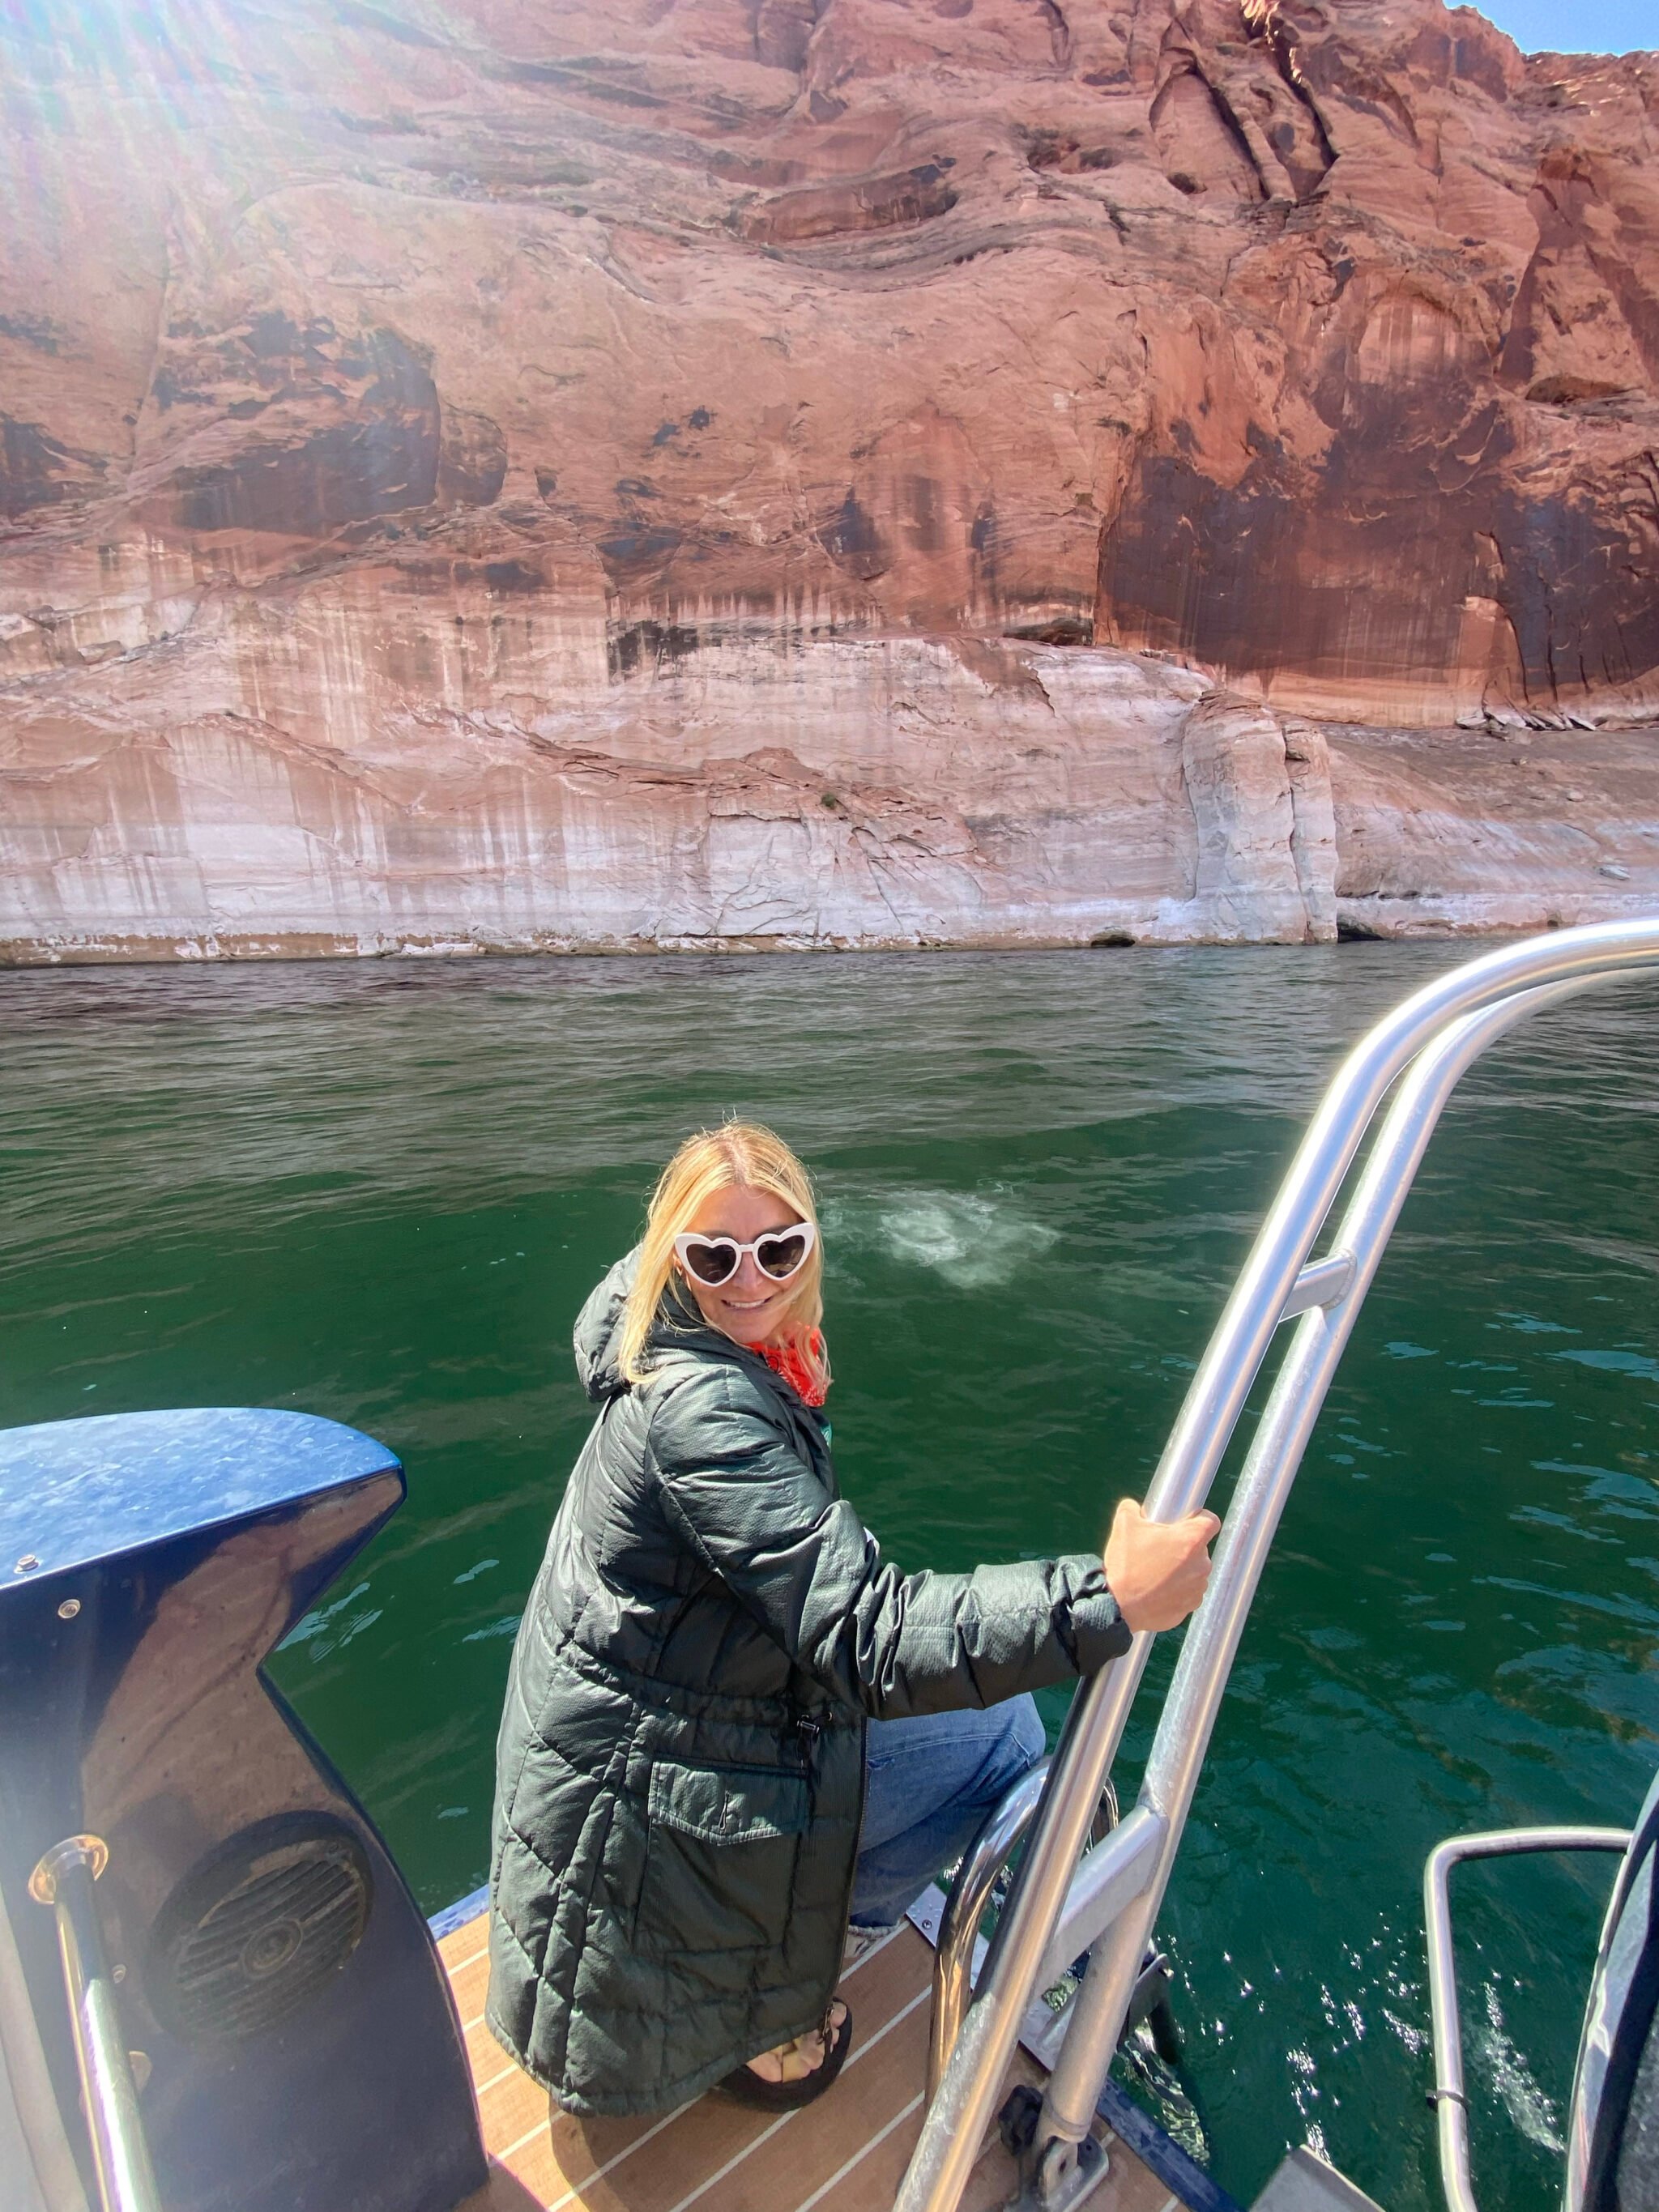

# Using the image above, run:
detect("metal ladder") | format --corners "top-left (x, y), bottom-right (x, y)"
top-left (896, 914), bottom-right (1659, 2212)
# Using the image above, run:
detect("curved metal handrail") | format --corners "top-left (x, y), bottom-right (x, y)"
top-left (1030, 975), bottom-right (1596, 2180)
top-left (928, 1769), bottom-right (1124, 2098)
top-left (898, 916), bottom-right (1659, 2212)
top-left (1424, 1826), bottom-right (1629, 2212)
top-left (929, 1759), bottom-right (1051, 2099)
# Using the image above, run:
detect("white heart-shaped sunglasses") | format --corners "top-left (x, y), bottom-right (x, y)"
top-left (673, 1220), bottom-right (817, 1288)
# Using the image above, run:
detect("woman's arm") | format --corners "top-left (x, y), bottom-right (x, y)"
top-left (649, 1365), bottom-right (1209, 1718)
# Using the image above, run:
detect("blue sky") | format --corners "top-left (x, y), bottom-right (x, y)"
top-left (1475, 0), bottom-right (1653, 53)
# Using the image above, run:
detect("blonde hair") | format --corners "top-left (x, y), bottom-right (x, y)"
top-left (619, 1121), bottom-right (826, 1392)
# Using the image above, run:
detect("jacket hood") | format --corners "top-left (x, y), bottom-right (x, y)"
top-left (573, 1251), bottom-right (636, 1400)
top-left (573, 1247), bottom-right (738, 1402)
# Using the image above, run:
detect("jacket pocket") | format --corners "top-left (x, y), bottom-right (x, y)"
top-left (636, 1760), bottom-right (808, 1959)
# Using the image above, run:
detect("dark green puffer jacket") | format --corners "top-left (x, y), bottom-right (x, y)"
top-left (484, 1253), bottom-right (1132, 2116)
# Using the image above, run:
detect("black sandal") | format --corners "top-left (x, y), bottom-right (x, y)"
top-left (717, 2002), bottom-right (853, 2110)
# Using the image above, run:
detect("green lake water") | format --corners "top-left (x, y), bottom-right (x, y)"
top-left (2, 944), bottom-right (1656, 2209)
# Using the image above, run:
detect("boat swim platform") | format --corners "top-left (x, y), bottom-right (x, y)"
top-left (440, 1906), bottom-right (1196, 2212)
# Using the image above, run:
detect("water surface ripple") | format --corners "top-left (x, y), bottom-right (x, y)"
top-left (2, 944), bottom-right (1656, 2209)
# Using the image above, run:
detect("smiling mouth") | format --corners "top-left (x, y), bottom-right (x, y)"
top-left (723, 1294), bottom-right (776, 1311)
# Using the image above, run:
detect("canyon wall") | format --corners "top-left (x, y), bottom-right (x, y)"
top-left (1, 0), bottom-right (1655, 959)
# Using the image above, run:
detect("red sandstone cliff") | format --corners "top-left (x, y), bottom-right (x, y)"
top-left (1, 0), bottom-right (1655, 956)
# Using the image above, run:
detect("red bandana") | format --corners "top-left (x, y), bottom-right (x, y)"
top-left (761, 1328), bottom-right (830, 1409)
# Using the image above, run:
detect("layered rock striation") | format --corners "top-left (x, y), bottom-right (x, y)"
top-left (1, 0), bottom-right (1655, 958)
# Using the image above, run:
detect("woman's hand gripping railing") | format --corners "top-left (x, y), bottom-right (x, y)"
top-left (896, 917), bottom-right (1659, 2212)
top-left (30, 1835), bottom-right (162, 2212)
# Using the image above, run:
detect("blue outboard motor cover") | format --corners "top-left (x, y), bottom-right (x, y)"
top-left (0, 1409), bottom-right (486, 2212)
top-left (1568, 1765), bottom-right (1659, 2210)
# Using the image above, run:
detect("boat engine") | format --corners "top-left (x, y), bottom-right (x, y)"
top-left (0, 1408), bottom-right (487, 2212)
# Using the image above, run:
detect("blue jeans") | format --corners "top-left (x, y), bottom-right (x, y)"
top-left (848, 1694), bottom-right (1046, 1929)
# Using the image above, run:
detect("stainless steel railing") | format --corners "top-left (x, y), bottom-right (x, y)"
top-left (928, 1771), bottom-right (1128, 2099)
top-left (897, 915), bottom-right (1659, 2212)
top-left (30, 1835), bottom-right (162, 2212)
top-left (1423, 1826), bottom-right (1628, 2212)
top-left (928, 1760), bottom-right (1051, 2099)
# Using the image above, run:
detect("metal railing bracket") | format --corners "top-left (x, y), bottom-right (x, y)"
top-left (1032, 1808), bottom-right (1166, 1993)
top-left (1279, 1251), bottom-right (1355, 1320)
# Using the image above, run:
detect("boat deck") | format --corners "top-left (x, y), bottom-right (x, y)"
top-left (441, 1909), bottom-right (1186, 2212)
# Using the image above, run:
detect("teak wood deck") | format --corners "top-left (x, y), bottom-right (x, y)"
top-left (442, 1910), bottom-right (1185, 2212)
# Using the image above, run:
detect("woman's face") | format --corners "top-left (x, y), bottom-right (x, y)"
top-left (675, 1183), bottom-right (807, 1348)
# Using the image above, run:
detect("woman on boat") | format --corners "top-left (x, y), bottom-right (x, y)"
top-left (486, 1122), bottom-right (1217, 2119)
